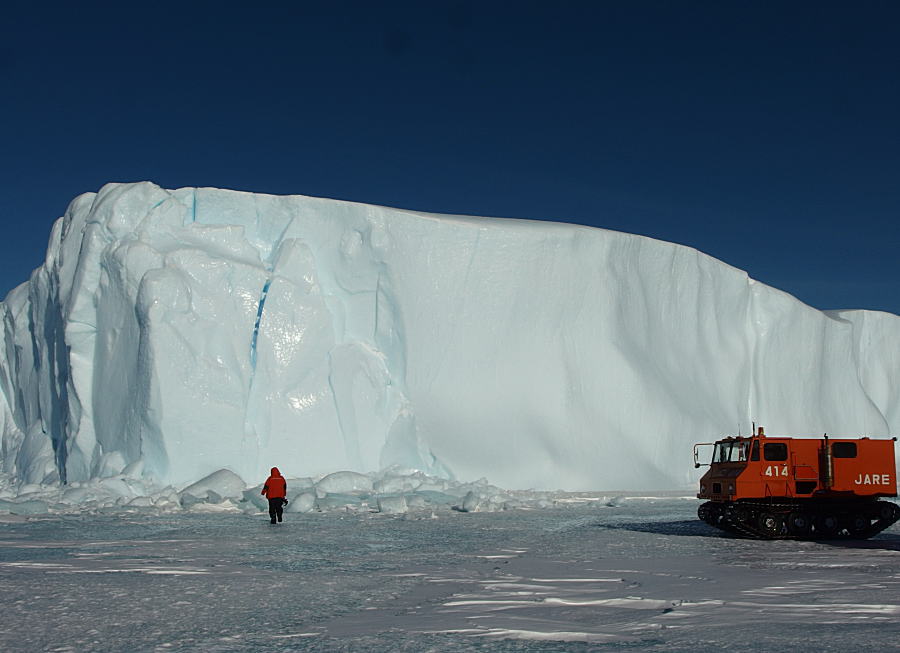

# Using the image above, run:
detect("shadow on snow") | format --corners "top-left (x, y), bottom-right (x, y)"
top-left (597, 520), bottom-right (900, 549)
top-left (596, 520), bottom-right (726, 538)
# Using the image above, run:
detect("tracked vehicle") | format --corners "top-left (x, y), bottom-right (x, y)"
top-left (694, 427), bottom-right (900, 539)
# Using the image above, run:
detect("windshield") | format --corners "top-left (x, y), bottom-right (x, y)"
top-left (714, 440), bottom-right (749, 463)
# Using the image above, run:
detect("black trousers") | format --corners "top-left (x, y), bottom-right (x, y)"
top-left (268, 498), bottom-right (285, 522)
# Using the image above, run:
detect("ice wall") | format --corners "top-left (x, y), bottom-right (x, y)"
top-left (0, 182), bottom-right (897, 491)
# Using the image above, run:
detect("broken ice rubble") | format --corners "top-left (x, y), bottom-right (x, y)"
top-left (0, 466), bottom-right (610, 516)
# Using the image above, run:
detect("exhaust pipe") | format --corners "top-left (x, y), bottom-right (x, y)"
top-left (821, 434), bottom-right (833, 490)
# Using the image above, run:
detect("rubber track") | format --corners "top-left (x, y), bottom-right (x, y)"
top-left (698, 499), bottom-right (900, 540)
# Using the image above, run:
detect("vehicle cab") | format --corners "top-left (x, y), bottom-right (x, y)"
top-left (694, 435), bottom-right (753, 501)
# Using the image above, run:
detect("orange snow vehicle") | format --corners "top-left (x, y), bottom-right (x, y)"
top-left (694, 427), bottom-right (900, 539)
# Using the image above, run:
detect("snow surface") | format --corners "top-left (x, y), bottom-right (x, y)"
top-left (0, 182), bottom-right (897, 496)
top-left (2, 497), bottom-right (900, 651)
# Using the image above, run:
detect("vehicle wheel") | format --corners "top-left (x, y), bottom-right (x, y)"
top-left (848, 513), bottom-right (870, 536)
top-left (788, 512), bottom-right (812, 536)
top-left (877, 502), bottom-right (898, 522)
top-left (700, 503), bottom-right (723, 526)
top-left (814, 514), bottom-right (839, 537)
top-left (732, 506), bottom-right (751, 527)
top-left (698, 503), bottom-right (711, 524)
top-left (758, 512), bottom-right (784, 537)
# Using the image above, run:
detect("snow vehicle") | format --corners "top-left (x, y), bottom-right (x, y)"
top-left (694, 427), bottom-right (900, 539)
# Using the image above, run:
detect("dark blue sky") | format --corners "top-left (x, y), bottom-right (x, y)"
top-left (2, 1), bottom-right (898, 314)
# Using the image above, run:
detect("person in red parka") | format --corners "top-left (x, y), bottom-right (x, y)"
top-left (261, 467), bottom-right (287, 524)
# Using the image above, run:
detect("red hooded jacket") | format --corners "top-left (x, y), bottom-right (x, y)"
top-left (261, 467), bottom-right (287, 499)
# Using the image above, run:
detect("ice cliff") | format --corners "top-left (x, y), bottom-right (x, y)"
top-left (0, 182), bottom-right (897, 492)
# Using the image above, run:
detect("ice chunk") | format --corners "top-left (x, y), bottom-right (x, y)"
top-left (286, 492), bottom-right (316, 513)
top-left (316, 471), bottom-right (374, 494)
top-left (315, 493), bottom-right (364, 511)
top-left (458, 489), bottom-right (509, 513)
top-left (376, 495), bottom-right (408, 514)
top-left (406, 494), bottom-right (427, 509)
top-left (460, 490), bottom-right (484, 513)
top-left (180, 469), bottom-right (246, 500)
top-left (242, 487), bottom-right (268, 510)
top-left (288, 477), bottom-right (315, 490)
top-left (96, 477), bottom-right (136, 499)
top-left (374, 475), bottom-right (422, 494)
top-left (179, 493), bottom-right (204, 509)
top-left (285, 477), bottom-right (315, 501)
top-left (206, 490), bottom-right (225, 504)
top-left (188, 500), bottom-right (240, 513)
top-left (415, 490), bottom-right (459, 506)
top-left (61, 487), bottom-right (95, 504)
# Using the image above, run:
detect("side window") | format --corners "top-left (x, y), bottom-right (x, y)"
top-left (832, 442), bottom-right (857, 458)
top-left (750, 440), bottom-right (760, 461)
top-left (763, 442), bottom-right (788, 461)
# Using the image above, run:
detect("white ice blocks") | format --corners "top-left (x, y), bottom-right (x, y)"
top-left (0, 182), bottom-right (897, 492)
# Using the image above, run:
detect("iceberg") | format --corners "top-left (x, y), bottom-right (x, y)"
top-left (0, 182), bottom-right (897, 493)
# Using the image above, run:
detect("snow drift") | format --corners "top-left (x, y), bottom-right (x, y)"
top-left (0, 182), bottom-right (897, 493)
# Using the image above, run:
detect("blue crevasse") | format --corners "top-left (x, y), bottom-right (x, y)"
top-left (249, 278), bottom-right (272, 370)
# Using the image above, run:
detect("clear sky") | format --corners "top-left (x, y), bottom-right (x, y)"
top-left (2, 1), bottom-right (898, 315)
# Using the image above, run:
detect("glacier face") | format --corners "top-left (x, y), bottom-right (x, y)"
top-left (0, 182), bottom-right (897, 491)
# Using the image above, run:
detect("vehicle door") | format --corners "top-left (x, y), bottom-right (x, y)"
top-left (759, 440), bottom-right (790, 496)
